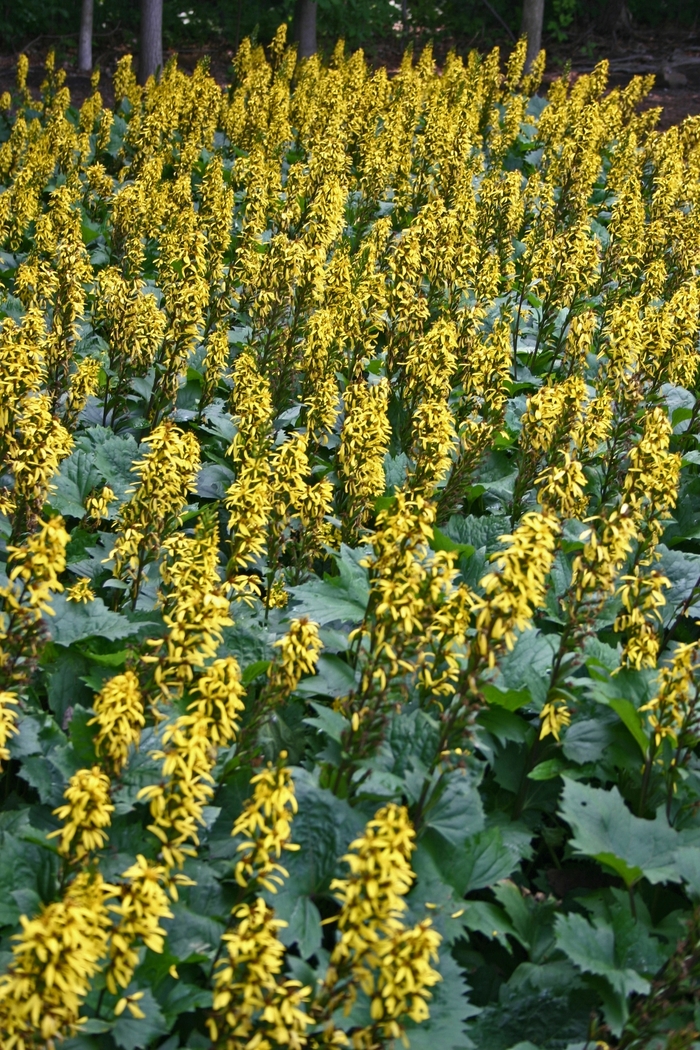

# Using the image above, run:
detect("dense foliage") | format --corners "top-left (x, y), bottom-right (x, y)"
top-left (1, 28), bottom-right (700, 1050)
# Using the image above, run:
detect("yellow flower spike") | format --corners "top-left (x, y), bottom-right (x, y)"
top-left (150, 514), bottom-right (234, 694)
top-left (105, 856), bottom-right (173, 994)
top-left (5, 515), bottom-right (70, 618)
top-left (48, 766), bottom-right (114, 861)
top-left (89, 671), bottom-right (146, 774)
top-left (85, 485), bottom-right (116, 523)
top-left (614, 570), bottom-right (670, 671)
top-left (338, 378), bottom-right (391, 531)
top-left (268, 578), bottom-right (289, 608)
top-left (536, 452), bottom-right (589, 521)
top-left (224, 351), bottom-right (273, 570)
top-left (0, 871), bottom-right (113, 1046)
top-left (232, 756), bottom-right (299, 892)
top-left (410, 399), bottom-right (458, 495)
top-left (140, 645), bottom-right (245, 875)
top-left (66, 357), bottom-right (101, 421)
top-left (66, 577), bottom-right (95, 604)
top-left (209, 897), bottom-right (311, 1049)
top-left (327, 805), bottom-right (442, 1043)
top-left (520, 376), bottom-right (589, 460)
top-left (540, 699), bottom-right (572, 742)
top-left (622, 406), bottom-right (681, 552)
top-left (267, 617), bottom-right (323, 698)
top-left (640, 640), bottom-right (700, 748)
top-left (0, 691), bottom-right (20, 770)
top-left (110, 421), bottom-right (201, 595)
top-left (476, 511), bottom-right (561, 664)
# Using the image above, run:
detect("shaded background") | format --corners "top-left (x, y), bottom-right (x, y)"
top-left (0, 0), bottom-right (698, 130)
top-left (1, 0), bottom-right (695, 60)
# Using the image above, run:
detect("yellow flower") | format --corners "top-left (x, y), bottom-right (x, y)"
top-left (95, 267), bottom-right (166, 373)
top-left (475, 511), bottom-right (561, 664)
top-left (331, 803), bottom-right (416, 961)
top-left (151, 514), bottom-right (234, 693)
top-left (570, 508), bottom-right (637, 604)
top-left (403, 318), bottom-right (458, 404)
top-left (0, 871), bottom-right (113, 1048)
top-left (111, 421), bottom-right (201, 592)
top-left (328, 804), bottom-right (442, 1042)
top-left (338, 378), bottom-right (391, 531)
top-left (640, 641), bottom-right (700, 747)
top-left (232, 756), bottom-right (300, 893)
top-left (209, 897), bottom-right (311, 1049)
top-left (89, 670), bottom-right (145, 774)
top-left (85, 484), bottom-right (116, 523)
top-left (366, 918), bottom-right (442, 1033)
top-left (268, 578), bottom-right (289, 608)
top-left (49, 765), bottom-right (114, 861)
top-left (270, 430), bottom-right (310, 523)
top-left (224, 461), bottom-right (272, 570)
top-left (66, 576), bottom-right (95, 603)
top-left (5, 515), bottom-right (70, 617)
top-left (139, 656), bottom-right (244, 874)
top-left (614, 570), bottom-right (669, 671)
top-left (16, 53), bottom-right (29, 92)
top-left (520, 377), bottom-right (588, 458)
top-left (622, 406), bottom-right (680, 551)
top-left (540, 697), bottom-right (572, 741)
top-left (106, 855), bottom-right (173, 994)
top-left (66, 356), bottom-right (101, 420)
top-left (114, 991), bottom-right (146, 1019)
top-left (200, 326), bottom-right (230, 409)
top-left (410, 399), bottom-right (458, 494)
top-left (267, 617), bottom-right (323, 698)
top-left (536, 452), bottom-right (589, 520)
top-left (225, 351), bottom-right (273, 570)
top-left (351, 491), bottom-right (471, 703)
top-left (189, 656), bottom-right (246, 748)
top-left (0, 690), bottom-right (19, 770)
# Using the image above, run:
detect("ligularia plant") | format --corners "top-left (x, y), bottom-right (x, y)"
top-left (0, 27), bottom-right (700, 1050)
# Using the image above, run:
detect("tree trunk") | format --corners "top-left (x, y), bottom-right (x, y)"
top-left (138, 0), bottom-right (163, 85)
top-left (78, 0), bottom-right (93, 71)
top-left (296, 0), bottom-right (317, 59)
top-left (597, 0), bottom-right (627, 33)
top-left (521, 0), bottom-right (545, 72)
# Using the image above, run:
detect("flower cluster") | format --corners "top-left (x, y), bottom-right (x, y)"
top-left (231, 756), bottom-right (300, 892)
top-left (140, 655), bottom-right (245, 873)
top-left (209, 899), bottom-right (311, 1050)
top-left (0, 872), bottom-right (113, 1048)
top-left (49, 766), bottom-right (114, 861)
top-left (328, 804), bottom-right (442, 1043)
top-left (640, 641), bottom-right (700, 747)
top-left (89, 670), bottom-right (146, 774)
top-left (266, 618), bottom-right (323, 700)
top-left (106, 855), bottom-right (173, 997)
top-left (475, 512), bottom-right (561, 663)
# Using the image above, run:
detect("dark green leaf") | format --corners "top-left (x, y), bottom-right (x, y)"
top-left (559, 779), bottom-right (680, 887)
top-left (48, 594), bottom-right (141, 646)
